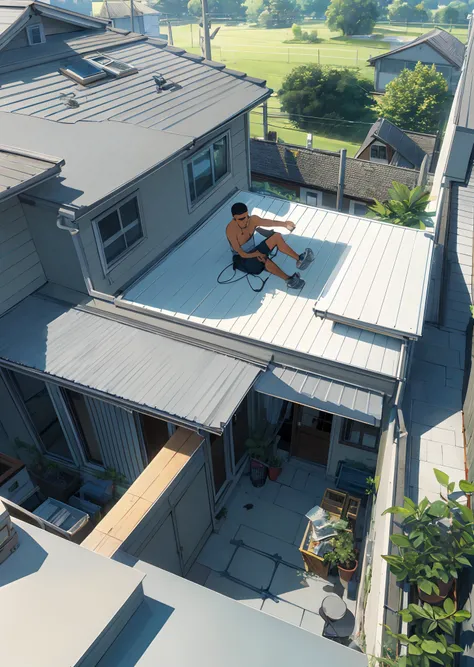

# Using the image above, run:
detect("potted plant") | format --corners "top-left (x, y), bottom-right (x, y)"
top-left (245, 437), bottom-right (269, 488)
top-left (267, 455), bottom-right (283, 482)
top-left (324, 528), bottom-right (358, 585)
top-left (15, 438), bottom-right (80, 502)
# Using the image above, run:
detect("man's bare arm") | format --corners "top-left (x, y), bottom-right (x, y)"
top-left (252, 215), bottom-right (295, 231)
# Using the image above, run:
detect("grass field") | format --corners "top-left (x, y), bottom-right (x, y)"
top-left (170, 22), bottom-right (468, 154)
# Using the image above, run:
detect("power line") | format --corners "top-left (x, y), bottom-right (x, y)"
top-left (251, 110), bottom-right (374, 125)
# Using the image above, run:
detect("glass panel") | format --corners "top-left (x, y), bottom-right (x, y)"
top-left (193, 149), bottom-right (213, 199)
top-left (232, 396), bottom-right (249, 467)
top-left (67, 59), bottom-right (103, 78)
top-left (98, 210), bottom-right (121, 243)
top-left (104, 235), bottom-right (126, 264)
top-left (213, 136), bottom-right (228, 181)
top-left (210, 433), bottom-right (227, 494)
top-left (66, 390), bottom-right (103, 464)
top-left (354, 203), bottom-right (367, 216)
top-left (14, 373), bottom-right (73, 462)
top-left (344, 419), bottom-right (361, 445)
top-left (125, 222), bottom-right (142, 247)
top-left (140, 414), bottom-right (170, 463)
top-left (120, 198), bottom-right (140, 227)
top-left (306, 193), bottom-right (319, 206)
top-left (187, 162), bottom-right (196, 202)
top-left (362, 431), bottom-right (377, 449)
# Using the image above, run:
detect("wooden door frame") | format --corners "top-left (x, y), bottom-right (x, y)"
top-left (290, 403), bottom-right (336, 467)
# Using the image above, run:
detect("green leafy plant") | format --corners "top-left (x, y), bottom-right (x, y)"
top-left (369, 182), bottom-right (434, 230)
top-left (14, 438), bottom-right (72, 484)
top-left (245, 437), bottom-right (269, 463)
top-left (268, 455), bottom-right (282, 468)
top-left (382, 469), bottom-right (474, 597)
top-left (366, 475), bottom-right (379, 496)
top-left (98, 467), bottom-right (127, 501)
top-left (399, 598), bottom-right (470, 636)
top-left (324, 528), bottom-right (357, 570)
top-left (379, 628), bottom-right (463, 666)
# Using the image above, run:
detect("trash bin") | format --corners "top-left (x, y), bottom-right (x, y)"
top-left (250, 459), bottom-right (267, 487)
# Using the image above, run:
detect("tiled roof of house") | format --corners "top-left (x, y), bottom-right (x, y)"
top-left (368, 28), bottom-right (465, 69)
top-left (0, 145), bottom-right (64, 201)
top-left (250, 139), bottom-right (421, 203)
top-left (96, 0), bottom-right (159, 18)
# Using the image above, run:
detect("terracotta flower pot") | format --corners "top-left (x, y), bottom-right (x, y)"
top-left (418, 578), bottom-right (454, 604)
top-left (338, 560), bottom-right (358, 584)
top-left (268, 466), bottom-right (282, 482)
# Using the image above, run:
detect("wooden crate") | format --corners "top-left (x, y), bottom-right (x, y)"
top-left (343, 495), bottom-right (361, 527)
top-left (299, 520), bottom-right (330, 579)
top-left (320, 488), bottom-right (347, 519)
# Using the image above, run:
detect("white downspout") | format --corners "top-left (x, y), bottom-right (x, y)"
top-left (56, 208), bottom-right (114, 302)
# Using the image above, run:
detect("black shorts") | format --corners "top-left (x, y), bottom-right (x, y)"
top-left (233, 234), bottom-right (275, 275)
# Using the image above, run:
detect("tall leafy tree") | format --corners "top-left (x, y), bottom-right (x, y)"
top-left (278, 64), bottom-right (374, 129)
top-left (245, 0), bottom-right (265, 20)
top-left (376, 62), bottom-right (449, 133)
top-left (325, 0), bottom-right (378, 35)
top-left (387, 1), bottom-right (430, 21)
top-left (297, 0), bottom-right (330, 17)
top-left (258, 0), bottom-right (300, 26)
top-left (434, 1), bottom-right (470, 23)
top-left (151, 0), bottom-right (189, 16)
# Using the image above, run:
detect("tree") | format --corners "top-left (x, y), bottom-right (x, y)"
top-left (278, 64), bottom-right (374, 128)
top-left (245, 0), bottom-right (265, 20)
top-left (151, 0), bottom-right (188, 15)
top-left (434, 1), bottom-right (470, 23)
top-left (422, 0), bottom-right (439, 10)
top-left (258, 0), bottom-right (300, 26)
top-left (368, 182), bottom-right (435, 229)
top-left (297, 0), bottom-right (330, 16)
top-left (325, 0), bottom-right (378, 35)
top-left (387, 1), bottom-right (429, 21)
top-left (376, 62), bottom-right (449, 133)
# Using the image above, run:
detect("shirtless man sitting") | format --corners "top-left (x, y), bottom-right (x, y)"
top-left (226, 202), bottom-right (314, 290)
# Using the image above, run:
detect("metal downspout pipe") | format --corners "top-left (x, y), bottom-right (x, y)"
top-left (56, 208), bottom-right (114, 302)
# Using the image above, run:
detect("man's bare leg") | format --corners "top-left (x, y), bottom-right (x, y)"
top-left (264, 258), bottom-right (289, 281)
top-left (265, 232), bottom-right (299, 261)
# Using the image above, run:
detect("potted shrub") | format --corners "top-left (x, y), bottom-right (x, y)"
top-left (324, 528), bottom-right (358, 585)
top-left (245, 437), bottom-right (268, 488)
top-left (15, 439), bottom-right (80, 502)
top-left (267, 455), bottom-right (283, 482)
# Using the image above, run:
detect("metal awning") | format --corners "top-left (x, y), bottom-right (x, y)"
top-left (0, 296), bottom-right (264, 433)
top-left (254, 365), bottom-right (384, 426)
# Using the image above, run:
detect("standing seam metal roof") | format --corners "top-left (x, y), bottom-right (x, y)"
top-left (0, 145), bottom-right (64, 201)
top-left (0, 295), bottom-right (264, 432)
top-left (368, 28), bottom-right (465, 69)
top-left (355, 118), bottom-right (428, 170)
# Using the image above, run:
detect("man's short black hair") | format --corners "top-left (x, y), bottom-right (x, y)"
top-left (231, 202), bottom-right (248, 216)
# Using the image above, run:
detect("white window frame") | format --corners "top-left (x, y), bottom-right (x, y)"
top-left (300, 187), bottom-right (323, 208)
top-left (26, 23), bottom-right (46, 46)
top-left (370, 141), bottom-right (388, 164)
top-left (92, 192), bottom-right (145, 275)
top-left (184, 131), bottom-right (231, 210)
top-left (349, 200), bottom-right (367, 216)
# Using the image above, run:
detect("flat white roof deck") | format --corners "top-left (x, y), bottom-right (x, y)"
top-left (121, 192), bottom-right (432, 378)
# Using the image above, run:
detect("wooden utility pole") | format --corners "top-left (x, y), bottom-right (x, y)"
top-left (336, 149), bottom-right (347, 211)
top-left (167, 20), bottom-right (174, 45)
top-left (263, 100), bottom-right (268, 140)
top-left (201, 0), bottom-right (212, 60)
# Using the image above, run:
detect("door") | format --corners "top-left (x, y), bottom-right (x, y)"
top-left (140, 413), bottom-right (171, 463)
top-left (292, 405), bottom-right (333, 466)
top-left (174, 467), bottom-right (212, 569)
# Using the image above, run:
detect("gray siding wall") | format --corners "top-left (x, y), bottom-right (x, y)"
top-left (375, 45), bottom-right (458, 93)
top-left (22, 203), bottom-right (86, 294)
top-left (0, 372), bottom-right (34, 458)
top-left (0, 196), bottom-right (46, 315)
top-left (77, 116), bottom-right (249, 295)
top-left (3, 15), bottom-right (83, 51)
top-left (388, 44), bottom-right (451, 65)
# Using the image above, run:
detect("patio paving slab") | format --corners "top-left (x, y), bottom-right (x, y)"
top-left (259, 480), bottom-right (281, 504)
top-left (269, 563), bottom-right (335, 615)
top-left (196, 532), bottom-right (236, 572)
top-left (291, 469), bottom-right (309, 491)
top-left (186, 562), bottom-right (211, 586)
top-left (300, 610), bottom-right (326, 635)
top-left (216, 517), bottom-right (240, 541)
top-left (227, 548), bottom-right (275, 589)
top-left (293, 516), bottom-right (308, 547)
top-left (234, 524), bottom-right (304, 569)
top-left (205, 571), bottom-right (264, 610)
top-left (274, 485), bottom-right (316, 516)
top-left (261, 597), bottom-right (304, 627)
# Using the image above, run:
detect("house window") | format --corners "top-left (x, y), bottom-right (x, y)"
top-left (349, 201), bottom-right (367, 216)
top-left (370, 143), bottom-right (387, 162)
top-left (301, 188), bottom-right (322, 207)
top-left (26, 24), bottom-right (46, 46)
top-left (65, 390), bottom-right (104, 465)
top-left (94, 194), bottom-right (143, 271)
top-left (186, 134), bottom-right (229, 205)
top-left (341, 419), bottom-right (379, 451)
top-left (12, 372), bottom-right (73, 462)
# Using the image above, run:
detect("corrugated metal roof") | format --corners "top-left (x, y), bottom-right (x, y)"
top-left (0, 2), bottom-right (27, 37)
top-left (97, 0), bottom-right (159, 18)
top-left (250, 139), bottom-right (421, 202)
top-left (123, 190), bottom-right (404, 377)
top-left (0, 145), bottom-right (64, 201)
top-left (255, 364), bottom-right (383, 426)
top-left (355, 118), bottom-right (428, 170)
top-left (368, 28), bottom-right (465, 69)
top-left (0, 295), bottom-right (264, 432)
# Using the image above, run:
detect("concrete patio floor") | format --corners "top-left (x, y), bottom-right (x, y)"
top-left (187, 457), bottom-right (360, 637)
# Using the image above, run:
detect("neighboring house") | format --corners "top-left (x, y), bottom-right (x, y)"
top-left (0, 0), bottom-right (472, 658)
top-left (368, 28), bottom-right (464, 93)
top-left (250, 138), bottom-right (422, 216)
top-left (92, 0), bottom-right (162, 37)
top-left (355, 117), bottom-right (437, 171)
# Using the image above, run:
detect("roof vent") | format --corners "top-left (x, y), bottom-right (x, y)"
top-left (153, 73), bottom-right (181, 92)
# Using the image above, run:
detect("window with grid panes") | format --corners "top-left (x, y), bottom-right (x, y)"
top-left (186, 134), bottom-right (229, 205)
top-left (95, 195), bottom-right (143, 270)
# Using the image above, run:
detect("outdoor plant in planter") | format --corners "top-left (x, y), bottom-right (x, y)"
top-left (245, 437), bottom-right (269, 488)
top-left (267, 455), bottom-right (283, 482)
top-left (382, 469), bottom-right (474, 603)
top-left (324, 528), bottom-right (358, 585)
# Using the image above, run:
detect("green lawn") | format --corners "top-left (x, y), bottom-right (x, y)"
top-left (170, 22), bottom-right (468, 153)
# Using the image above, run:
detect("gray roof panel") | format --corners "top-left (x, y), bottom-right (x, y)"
top-left (255, 364), bottom-right (384, 425)
top-left (355, 118), bottom-right (428, 169)
top-left (0, 144), bottom-right (63, 201)
top-left (455, 22), bottom-right (474, 129)
top-left (97, 0), bottom-right (159, 18)
top-left (0, 296), bottom-right (263, 432)
top-left (368, 28), bottom-right (465, 69)
top-left (250, 139), bottom-right (420, 202)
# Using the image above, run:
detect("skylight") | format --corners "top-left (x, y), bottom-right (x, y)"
top-left (59, 60), bottom-right (107, 86)
top-left (86, 54), bottom-right (138, 79)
